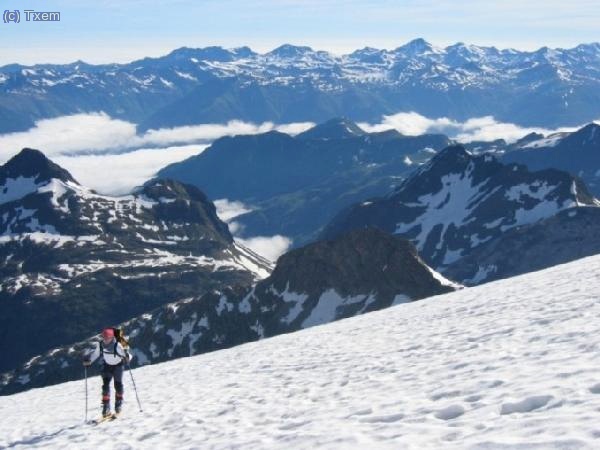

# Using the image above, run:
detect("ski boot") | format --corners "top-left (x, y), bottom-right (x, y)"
top-left (115, 395), bottom-right (123, 415)
top-left (102, 398), bottom-right (111, 418)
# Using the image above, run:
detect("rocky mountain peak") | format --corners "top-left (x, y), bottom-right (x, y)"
top-left (427, 144), bottom-right (472, 167)
top-left (165, 46), bottom-right (235, 62)
top-left (395, 38), bottom-right (439, 56)
top-left (0, 151), bottom-right (271, 374)
top-left (140, 178), bottom-right (233, 243)
top-left (562, 122), bottom-right (600, 146)
top-left (514, 132), bottom-right (545, 147)
top-left (265, 227), bottom-right (457, 299)
top-left (296, 117), bottom-right (365, 140)
top-left (0, 148), bottom-right (77, 187)
top-left (322, 145), bottom-right (599, 268)
top-left (267, 44), bottom-right (314, 59)
top-left (396, 145), bottom-right (486, 194)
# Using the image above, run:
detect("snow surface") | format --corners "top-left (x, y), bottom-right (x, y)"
top-left (395, 167), bottom-right (486, 249)
top-left (0, 176), bottom-right (42, 204)
top-left (520, 134), bottom-right (565, 149)
top-left (2, 254), bottom-right (600, 449)
top-left (393, 160), bottom-right (586, 266)
top-left (302, 289), bottom-right (378, 328)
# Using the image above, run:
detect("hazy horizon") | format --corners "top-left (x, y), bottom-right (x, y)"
top-left (1, 0), bottom-right (599, 65)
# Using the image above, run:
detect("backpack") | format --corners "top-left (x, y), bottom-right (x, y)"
top-left (100, 327), bottom-right (130, 358)
top-left (112, 327), bottom-right (129, 349)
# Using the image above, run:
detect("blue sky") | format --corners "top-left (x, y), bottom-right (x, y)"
top-left (1, 0), bottom-right (599, 65)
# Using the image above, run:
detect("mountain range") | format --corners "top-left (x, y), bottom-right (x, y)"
top-left (160, 119), bottom-right (600, 247)
top-left (2, 126), bottom-right (600, 394)
top-left (0, 149), bottom-right (271, 373)
top-left (0, 227), bottom-right (457, 395)
top-left (459, 122), bottom-right (600, 196)
top-left (2, 39), bottom-right (600, 133)
top-left (159, 118), bottom-right (451, 245)
top-left (1, 112), bottom-right (600, 396)
top-left (501, 123), bottom-right (600, 195)
top-left (443, 206), bottom-right (600, 285)
top-left (322, 144), bottom-right (600, 276)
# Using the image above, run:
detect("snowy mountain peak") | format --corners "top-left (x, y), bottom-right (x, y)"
top-left (267, 44), bottom-right (315, 58)
top-left (573, 42), bottom-right (600, 57)
top-left (348, 46), bottom-right (389, 63)
top-left (0, 150), bottom-right (271, 373)
top-left (514, 132), bottom-right (546, 147)
top-left (424, 144), bottom-right (472, 169)
top-left (400, 144), bottom-right (481, 190)
top-left (351, 46), bottom-right (381, 56)
top-left (500, 122), bottom-right (600, 197)
top-left (165, 46), bottom-right (236, 62)
top-left (444, 42), bottom-right (492, 64)
top-left (395, 38), bottom-right (440, 56)
top-left (139, 178), bottom-right (234, 243)
top-left (563, 122), bottom-right (600, 146)
top-left (231, 46), bottom-right (256, 58)
top-left (323, 145), bottom-right (598, 269)
top-left (0, 148), bottom-right (78, 187)
top-left (446, 41), bottom-right (484, 52)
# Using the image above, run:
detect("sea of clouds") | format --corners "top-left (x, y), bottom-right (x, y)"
top-left (356, 112), bottom-right (585, 142)
top-left (0, 111), bottom-right (593, 196)
top-left (0, 111), bottom-right (596, 260)
top-left (0, 113), bottom-right (314, 196)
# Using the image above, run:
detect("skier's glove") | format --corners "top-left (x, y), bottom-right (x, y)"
top-left (83, 359), bottom-right (92, 367)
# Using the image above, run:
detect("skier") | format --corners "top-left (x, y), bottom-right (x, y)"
top-left (83, 328), bottom-right (133, 418)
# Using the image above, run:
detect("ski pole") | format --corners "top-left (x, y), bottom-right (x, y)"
top-left (126, 362), bottom-right (143, 412)
top-left (84, 366), bottom-right (88, 423)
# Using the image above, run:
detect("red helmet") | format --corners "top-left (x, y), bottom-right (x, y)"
top-left (102, 328), bottom-right (114, 339)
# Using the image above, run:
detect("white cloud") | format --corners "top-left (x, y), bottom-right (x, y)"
top-left (3, 110), bottom-right (596, 262)
top-left (0, 113), bottom-right (314, 195)
top-left (214, 198), bottom-right (292, 262)
top-left (0, 113), bottom-right (314, 162)
top-left (358, 112), bottom-right (588, 143)
top-left (141, 120), bottom-right (313, 146)
top-left (0, 114), bottom-right (137, 159)
top-left (53, 145), bottom-right (206, 195)
top-left (274, 122), bottom-right (316, 135)
top-left (359, 112), bottom-right (454, 136)
top-left (228, 221), bottom-right (244, 235)
top-left (237, 235), bottom-right (292, 262)
top-left (214, 199), bottom-right (254, 222)
top-left (61, 152), bottom-right (294, 261)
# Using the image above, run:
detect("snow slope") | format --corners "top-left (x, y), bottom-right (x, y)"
top-left (2, 254), bottom-right (600, 449)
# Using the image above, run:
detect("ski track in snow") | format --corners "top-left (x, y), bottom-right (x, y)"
top-left (1, 255), bottom-right (600, 449)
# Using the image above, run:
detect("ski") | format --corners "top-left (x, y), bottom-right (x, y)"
top-left (88, 413), bottom-right (118, 425)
